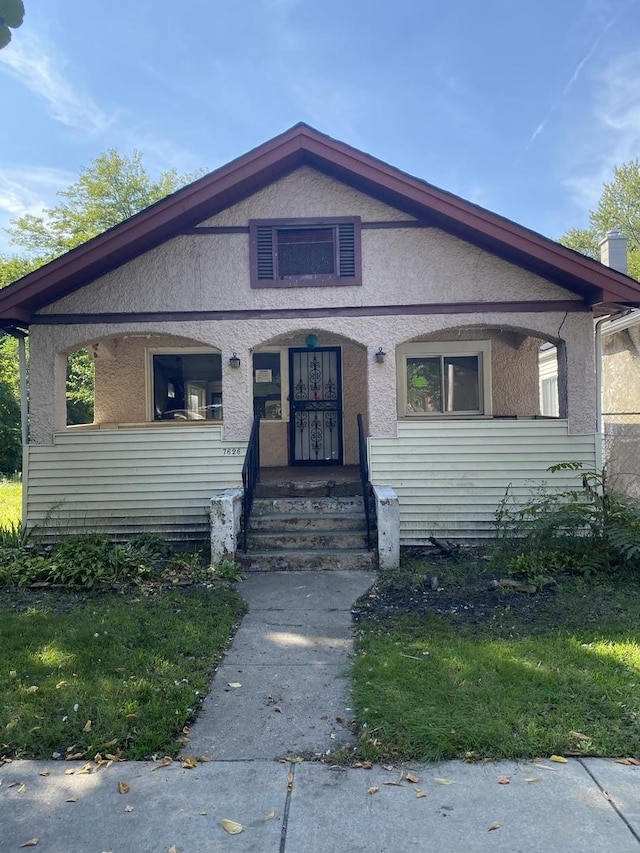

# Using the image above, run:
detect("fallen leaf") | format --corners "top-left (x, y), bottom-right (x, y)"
top-left (550, 755), bottom-right (568, 764)
top-left (497, 775), bottom-right (511, 785)
top-left (616, 757), bottom-right (640, 766)
top-left (66, 797), bottom-right (78, 803)
top-left (38, 771), bottom-right (50, 778)
top-left (117, 781), bottom-right (130, 795)
top-left (82, 720), bottom-right (92, 733)
top-left (19, 840), bottom-right (38, 848)
top-left (416, 789), bottom-right (427, 798)
top-left (227, 682), bottom-right (242, 689)
top-left (383, 779), bottom-right (405, 787)
top-left (168, 847), bottom-right (178, 853)
top-left (352, 761), bottom-right (373, 770)
top-left (488, 822), bottom-right (501, 831)
top-left (55, 681), bottom-right (67, 690)
top-left (263, 811), bottom-right (276, 821)
top-left (17, 783), bottom-right (27, 793)
top-left (181, 757), bottom-right (199, 770)
top-left (532, 763), bottom-right (556, 771)
top-left (406, 772), bottom-right (420, 784)
top-left (66, 752), bottom-right (86, 761)
top-left (525, 776), bottom-right (542, 783)
top-left (124, 805), bottom-right (134, 813)
top-left (64, 769), bottom-right (75, 776)
top-left (273, 706), bottom-right (283, 714)
top-left (381, 764), bottom-right (394, 772)
top-left (569, 731), bottom-right (592, 742)
top-left (7, 781), bottom-right (19, 788)
top-left (26, 686), bottom-right (39, 694)
top-left (77, 762), bottom-right (93, 775)
top-left (367, 786), bottom-right (380, 795)
top-left (220, 819), bottom-right (243, 835)
top-left (152, 756), bottom-right (173, 771)
top-left (287, 772), bottom-right (293, 792)
top-left (434, 777), bottom-right (456, 785)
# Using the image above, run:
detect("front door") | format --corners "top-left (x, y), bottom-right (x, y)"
top-left (289, 347), bottom-right (343, 465)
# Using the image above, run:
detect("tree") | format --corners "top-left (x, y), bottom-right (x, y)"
top-left (0, 0), bottom-right (24, 50)
top-left (7, 149), bottom-right (201, 260)
top-left (560, 160), bottom-right (640, 281)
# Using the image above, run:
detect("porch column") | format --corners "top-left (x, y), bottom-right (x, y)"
top-left (563, 313), bottom-right (597, 435)
top-left (222, 347), bottom-right (253, 441)
top-left (367, 343), bottom-right (397, 438)
top-left (28, 328), bottom-right (68, 444)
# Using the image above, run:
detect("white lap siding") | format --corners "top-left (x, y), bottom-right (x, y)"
top-left (24, 426), bottom-right (245, 539)
top-left (368, 420), bottom-right (598, 543)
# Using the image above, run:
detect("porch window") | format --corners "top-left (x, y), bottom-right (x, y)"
top-left (253, 350), bottom-right (286, 420)
top-left (249, 217), bottom-right (361, 288)
top-left (151, 351), bottom-right (222, 420)
top-left (397, 341), bottom-right (492, 417)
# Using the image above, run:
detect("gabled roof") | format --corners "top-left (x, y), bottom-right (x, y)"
top-left (1, 122), bottom-right (640, 326)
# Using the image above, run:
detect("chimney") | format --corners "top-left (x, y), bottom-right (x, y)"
top-left (599, 230), bottom-right (628, 274)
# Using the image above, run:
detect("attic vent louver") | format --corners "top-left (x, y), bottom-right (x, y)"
top-left (256, 226), bottom-right (274, 280)
top-left (338, 222), bottom-right (356, 277)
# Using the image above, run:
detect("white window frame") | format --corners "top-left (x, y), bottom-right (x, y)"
top-left (145, 346), bottom-right (223, 423)
top-left (397, 341), bottom-right (492, 418)
top-left (252, 347), bottom-right (290, 422)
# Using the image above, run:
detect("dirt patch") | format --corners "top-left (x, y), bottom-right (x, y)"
top-left (352, 550), bottom-right (575, 637)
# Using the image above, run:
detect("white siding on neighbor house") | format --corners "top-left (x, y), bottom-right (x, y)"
top-left (368, 420), bottom-right (598, 543)
top-left (24, 427), bottom-right (245, 538)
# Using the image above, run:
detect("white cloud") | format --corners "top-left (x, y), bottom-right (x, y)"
top-left (0, 31), bottom-right (114, 134)
top-left (563, 50), bottom-right (640, 209)
top-left (0, 166), bottom-right (73, 251)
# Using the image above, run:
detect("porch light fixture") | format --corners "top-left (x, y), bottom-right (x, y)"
top-left (375, 347), bottom-right (386, 364)
top-left (305, 333), bottom-right (319, 349)
top-left (229, 352), bottom-right (241, 369)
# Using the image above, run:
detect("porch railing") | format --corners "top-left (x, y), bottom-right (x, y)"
top-left (241, 413), bottom-right (261, 552)
top-left (357, 413), bottom-right (373, 550)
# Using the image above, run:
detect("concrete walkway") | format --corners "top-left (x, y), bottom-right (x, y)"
top-left (3, 571), bottom-right (640, 852)
top-left (188, 570), bottom-right (374, 760)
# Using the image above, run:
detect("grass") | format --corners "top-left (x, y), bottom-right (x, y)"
top-left (0, 586), bottom-right (245, 760)
top-left (352, 564), bottom-right (640, 763)
top-left (0, 477), bottom-right (21, 527)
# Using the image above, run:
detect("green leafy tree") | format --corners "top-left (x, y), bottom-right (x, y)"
top-left (560, 160), bottom-right (640, 280)
top-left (0, 0), bottom-right (24, 50)
top-left (7, 149), bottom-right (200, 260)
top-left (0, 334), bottom-right (20, 472)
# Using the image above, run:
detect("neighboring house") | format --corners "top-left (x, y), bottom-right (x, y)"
top-left (538, 232), bottom-right (640, 499)
top-left (1, 124), bottom-right (640, 552)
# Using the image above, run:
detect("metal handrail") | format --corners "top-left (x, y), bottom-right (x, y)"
top-left (241, 413), bottom-right (261, 552)
top-left (357, 413), bottom-right (372, 549)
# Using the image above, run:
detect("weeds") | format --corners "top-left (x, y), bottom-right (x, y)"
top-left (491, 463), bottom-right (640, 583)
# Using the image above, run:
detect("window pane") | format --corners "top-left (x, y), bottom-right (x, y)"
top-left (443, 356), bottom-right (480, 411)
top-left (277, 228), bottom-right (335, 277)
top-left (153, 353), bottom-right (222, 420)
top-left (253, 352), bottom-right (282, 419)
top-left (406, 357), bottom-right (442, 413)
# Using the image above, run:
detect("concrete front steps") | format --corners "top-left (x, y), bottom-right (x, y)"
top-left (237, 495), bottom-right (378, 572)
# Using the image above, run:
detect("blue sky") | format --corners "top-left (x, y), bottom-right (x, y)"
top-left (0, 0), bottom-right (639, 253)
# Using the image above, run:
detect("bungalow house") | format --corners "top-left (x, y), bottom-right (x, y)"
top-left (2, 124), bottom-right (640, 567)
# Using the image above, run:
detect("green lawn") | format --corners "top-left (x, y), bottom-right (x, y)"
top-left (0, 586), bottom-right (245, 759)
top-left (0, 478), bottom-right (21, 527)
top-left (352, 565), bottom-right (640, 762)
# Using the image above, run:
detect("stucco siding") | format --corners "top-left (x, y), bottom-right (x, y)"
top-left (369, 420), bottom-right (598, 543)
top-left (39, 168), bottom-right (576, 317)
top-left (24, 427), bottom-right (244, 538)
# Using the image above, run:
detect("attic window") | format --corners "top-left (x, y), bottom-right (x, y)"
top-left (249, 217), bottom-right (361, 288)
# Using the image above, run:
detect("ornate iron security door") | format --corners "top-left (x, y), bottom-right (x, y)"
top-left (289, 347), bottom-right (343, 465)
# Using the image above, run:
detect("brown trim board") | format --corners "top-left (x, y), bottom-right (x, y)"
top-left (30, 300), bottom-right (589, 326)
